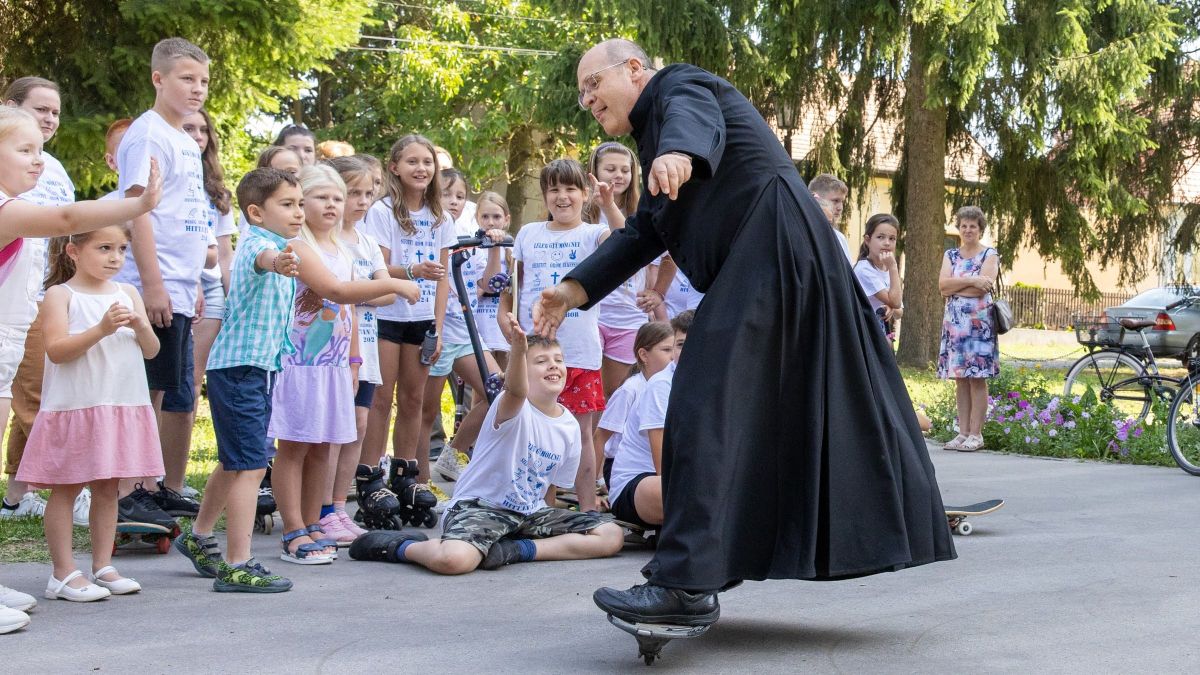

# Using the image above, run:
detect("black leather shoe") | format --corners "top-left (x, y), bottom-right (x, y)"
top-left (348, 530), bottom-right (428, 562)
top-left (593, 582), bottom-right (720, 626)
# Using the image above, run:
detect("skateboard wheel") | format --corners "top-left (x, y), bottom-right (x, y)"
top-left (955, 521), bottom-right (973, 536)
top-left (155, 536), bottom-right (171, 554)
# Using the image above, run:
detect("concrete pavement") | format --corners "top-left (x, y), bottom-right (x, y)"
top-left (5, 447), bottom-right (1199, 673)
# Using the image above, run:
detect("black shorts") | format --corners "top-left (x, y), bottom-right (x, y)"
top-left (603, 457), bottom-right (614, 490)
top-left (354, 381), bottom-right (377, 408)
top-left (610, 472), bottom-right (656, 530)
top-left (378, 319), bottom-right (434, 346)
top-left (145, 313), bottom-right (193, 392)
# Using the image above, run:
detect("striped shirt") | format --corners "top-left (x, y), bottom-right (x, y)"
top-left (206, 226), bottom-right (296, 372)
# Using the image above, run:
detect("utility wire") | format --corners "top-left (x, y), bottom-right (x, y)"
top-left (358, 34), bottom-right (558, 56)
top-left (374, 0), bottom-right (604, 27)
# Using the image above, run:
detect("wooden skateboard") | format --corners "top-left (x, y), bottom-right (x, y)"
top-left (945, 499), bottom-right (1005, 536)
top-left (607, 614), bottom-right (709, 665)
top-left (114, 521), bottom-right (177, 554)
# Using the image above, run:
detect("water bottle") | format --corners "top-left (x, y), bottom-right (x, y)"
top-left (419, 328), bottom-right (439, 366)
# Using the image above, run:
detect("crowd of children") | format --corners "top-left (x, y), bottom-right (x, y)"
top-left (0, 36), bottom-right (910, 635)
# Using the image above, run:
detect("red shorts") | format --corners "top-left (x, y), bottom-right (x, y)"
top-left (557, 367), bottom-right (606, 414)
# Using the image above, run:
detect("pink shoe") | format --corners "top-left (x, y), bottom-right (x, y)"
top-left (337, 509), bottom-right (368, 537)
top-left (317, 512), bottom-right (359, 547)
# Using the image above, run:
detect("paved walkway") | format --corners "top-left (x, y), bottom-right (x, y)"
top-left (6, 447), bottom-right (1200, 672)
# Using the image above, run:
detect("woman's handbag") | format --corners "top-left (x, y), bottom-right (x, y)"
top-left (988, 249), bottom-right (1013, 334)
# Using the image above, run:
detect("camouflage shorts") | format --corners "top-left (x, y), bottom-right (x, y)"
top-left (442, 498), bottom-right (613, 555)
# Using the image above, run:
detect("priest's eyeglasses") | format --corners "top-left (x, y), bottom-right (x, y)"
top-left (577, 59), bottom-right (630, 108)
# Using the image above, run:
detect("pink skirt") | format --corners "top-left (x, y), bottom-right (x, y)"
top-left (15, 405), bottom-right (164, 488)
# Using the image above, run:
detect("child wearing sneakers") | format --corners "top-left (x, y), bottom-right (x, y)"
top-left (349, 312), bottom-right (623, 573)
top-left (172, 168), bottom-right (303, 593)
top-left (608, 311), bottom-right (691, 529)
top-left (500, 159), bottom-right (623, 513)
top-left (112, 37), bottom-right (213, 509)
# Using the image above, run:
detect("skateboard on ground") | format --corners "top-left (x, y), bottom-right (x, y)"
top-left (607, 614), bottom-right (709, 665)
top-left (113, 521), bottom-right (177, 554)
top-left (944, 499), bottom-right (1005, 535)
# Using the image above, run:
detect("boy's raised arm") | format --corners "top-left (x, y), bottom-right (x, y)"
top-left (495, 312), bottom-right (527, 425)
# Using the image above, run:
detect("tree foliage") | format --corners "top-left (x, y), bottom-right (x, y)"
top-left (0, 0), bottom-right (371, 195)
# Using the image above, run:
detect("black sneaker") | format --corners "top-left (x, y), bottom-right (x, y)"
top-left (153, 481), bottom-right (200, 517)
top-left (480, 538), bottom-right (526, 570)
top-left (118, 483), bottom-right (177, 530)
top-left (348, 530), bottom-right (428, 562)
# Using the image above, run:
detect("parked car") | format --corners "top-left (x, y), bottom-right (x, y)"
top-left (1087, 286), bottom-right (1200, 364)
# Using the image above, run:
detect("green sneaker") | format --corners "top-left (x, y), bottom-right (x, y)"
top-left (173, 531), bottom-right (221, 578)
top-left (213, 559), bottom-right (293, 593)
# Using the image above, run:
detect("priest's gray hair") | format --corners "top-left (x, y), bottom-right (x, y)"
top-left (602, 39), bottom-right (653, 68)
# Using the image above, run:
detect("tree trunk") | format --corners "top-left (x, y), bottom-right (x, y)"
top-left (316, 72), bottom-right (332, 128)
top-left (505, 124), bottom-right (534, 229)
top-left (896, 21), bottom-right (948, 368)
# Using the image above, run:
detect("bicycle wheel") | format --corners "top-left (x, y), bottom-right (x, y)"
top-left (1167, 377), bottom-right (1200, 476)
top-left (1062, 350), bottom-right (1152, 421)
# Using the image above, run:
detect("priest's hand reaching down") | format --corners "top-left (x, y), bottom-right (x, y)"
top-left (532, 280), bottom-right (588, 340)
top-left (648, 152), bottom-right (692, 200)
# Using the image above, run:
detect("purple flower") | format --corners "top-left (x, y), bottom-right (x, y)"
top-left (1134, 427), bottom-right (1143, 438)
top-left (1004, 427), bottom-right (1011, 434)
top-left (996, 414), bottom-right (1007, 423)
top-left (1081, 412), bottom-right (1091, 419)
top-left (1048, 429), bottom-right (1057, 437)
top-left (1018, 400), bottom-right (1030, 410)
top-left (1015, 411), bottom-right (1025, 420)
top-left (1055, 414), bottom-right (1065, 426)
top-left (1024, 435), bottom-right (1032, 444)
top-left (1008, 391), bottom-right (1021, 399)
top-left (1064, 420), bottom-right (1077, 430)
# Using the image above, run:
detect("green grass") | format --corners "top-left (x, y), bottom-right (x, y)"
top-left (0, 384), bottom-right (458, 563)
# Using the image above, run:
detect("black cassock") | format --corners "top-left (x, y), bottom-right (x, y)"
top-left (566, 64), bottom-right (956, 591)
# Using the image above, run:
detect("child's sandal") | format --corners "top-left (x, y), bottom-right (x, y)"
top-left (280, 529), bottom-right (333, 565)
top-left (306, 524), bottom-right (339, 559)
top-left (944, 434), bottom-right (967, 451)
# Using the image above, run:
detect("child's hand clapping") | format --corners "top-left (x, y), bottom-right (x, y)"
top-left (139, 157), bottom-right (164, 211)
top-left (99, 302), bottom-right (133, 335)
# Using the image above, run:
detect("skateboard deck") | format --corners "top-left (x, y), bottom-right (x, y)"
top-left (114, 521), bottom-right (176, 554)
top-left (944, 499), bottom-right (1004, 536)
top-left (607, 614), bottom-right (709, 665)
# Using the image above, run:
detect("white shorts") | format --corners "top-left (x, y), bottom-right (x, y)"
top-left (0, 323), bottom-right (30, 398)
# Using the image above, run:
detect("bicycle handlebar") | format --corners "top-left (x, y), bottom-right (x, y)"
top-left (1166, 296), bottom-right (1192, 311)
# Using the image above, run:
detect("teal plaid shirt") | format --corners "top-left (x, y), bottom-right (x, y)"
top-left (206, 226), bottom-right (296, 372)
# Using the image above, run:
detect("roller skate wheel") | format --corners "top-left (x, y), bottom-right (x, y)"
top-left (421, 511), bottom-right (438, 528)
top-left (955, 521), bottom-right (972, 536)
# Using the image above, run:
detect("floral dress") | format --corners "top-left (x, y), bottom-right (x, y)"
top-left (936, 247), bottom-right (999, 379)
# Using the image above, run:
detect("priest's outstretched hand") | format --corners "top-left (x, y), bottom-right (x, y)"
top-left (648, 152), bottom-right (693, 200)
top-left (532, 280), bottom-right (588, 340)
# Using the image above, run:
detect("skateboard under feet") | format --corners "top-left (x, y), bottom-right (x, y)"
top-left (945, 498), bottom-right (1005, 535)
top-left (607, 614), bottom-right (709, 665)
top-left (114, 521), bottom-right (177, 554)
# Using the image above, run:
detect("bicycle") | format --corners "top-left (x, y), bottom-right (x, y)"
top-left (1063, 302), bottom-right (1191, 423)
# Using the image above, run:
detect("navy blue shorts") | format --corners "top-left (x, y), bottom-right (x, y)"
top-left (207, 365), bottom-right (274, 471)
top-left (146, 313), bottom-right (193, 395)
top-left (610, 472), bottom-right (656, 530)
top-left (160, 332), bottom-right (196, 413)
top-left (354, 381), bottom-right (377, 408)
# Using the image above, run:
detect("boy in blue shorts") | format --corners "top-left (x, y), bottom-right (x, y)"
top-left (172, 168), bottom-right (303, 593)
top-left (350, 313), bottom-right (624, 574)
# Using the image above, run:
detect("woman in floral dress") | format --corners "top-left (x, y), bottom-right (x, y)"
top-left (937, 206), bottom-right (999, 451)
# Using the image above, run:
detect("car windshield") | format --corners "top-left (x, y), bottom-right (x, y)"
top-left (1126, 286), bottom-right (1197, 307)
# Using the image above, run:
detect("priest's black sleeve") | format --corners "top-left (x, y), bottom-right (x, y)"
top-left (565, 203), bottom-right (665, 310)
top-left (658, 81), bottom-right (726, 179)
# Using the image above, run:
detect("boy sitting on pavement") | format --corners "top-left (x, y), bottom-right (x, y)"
top-left (350, 312), bottom-right (624, 574)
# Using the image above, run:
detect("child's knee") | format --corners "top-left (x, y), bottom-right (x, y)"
top-left (593, 523), bottom-right (625, 555)
top-left (430, 546), bottom-right (481, 575)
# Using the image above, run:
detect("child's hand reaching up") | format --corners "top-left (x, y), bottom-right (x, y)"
top-left (506, 312), bottom-right (526, 355)
top-left (139, 157), bottom-right (164, 212)
top-left (98, 302), bottom-right (133, 335)
top-left (588, 173), bottom-right (616, 209)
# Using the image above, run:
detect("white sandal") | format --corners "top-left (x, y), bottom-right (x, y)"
top-left (944, 434), bottom-right (967, 451)
top-left (90, 566), bottom-right (141, 595)
top-left (45, 570), bottom-right (110, 602)
top-left (959, 435), bottom-right (985, 452)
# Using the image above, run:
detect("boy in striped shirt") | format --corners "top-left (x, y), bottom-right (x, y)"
top-left (173, 168), bottom-right (302, 593)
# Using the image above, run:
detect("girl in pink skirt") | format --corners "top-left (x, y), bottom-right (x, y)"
top-left (17, 224), bottom-right (163, 602)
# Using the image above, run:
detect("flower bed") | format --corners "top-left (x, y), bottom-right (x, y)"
top-left (923, 364), bottom-right (1174, 467)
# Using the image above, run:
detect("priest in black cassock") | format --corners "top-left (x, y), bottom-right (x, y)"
top-left (533, 39), bottom-right (956, 627)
